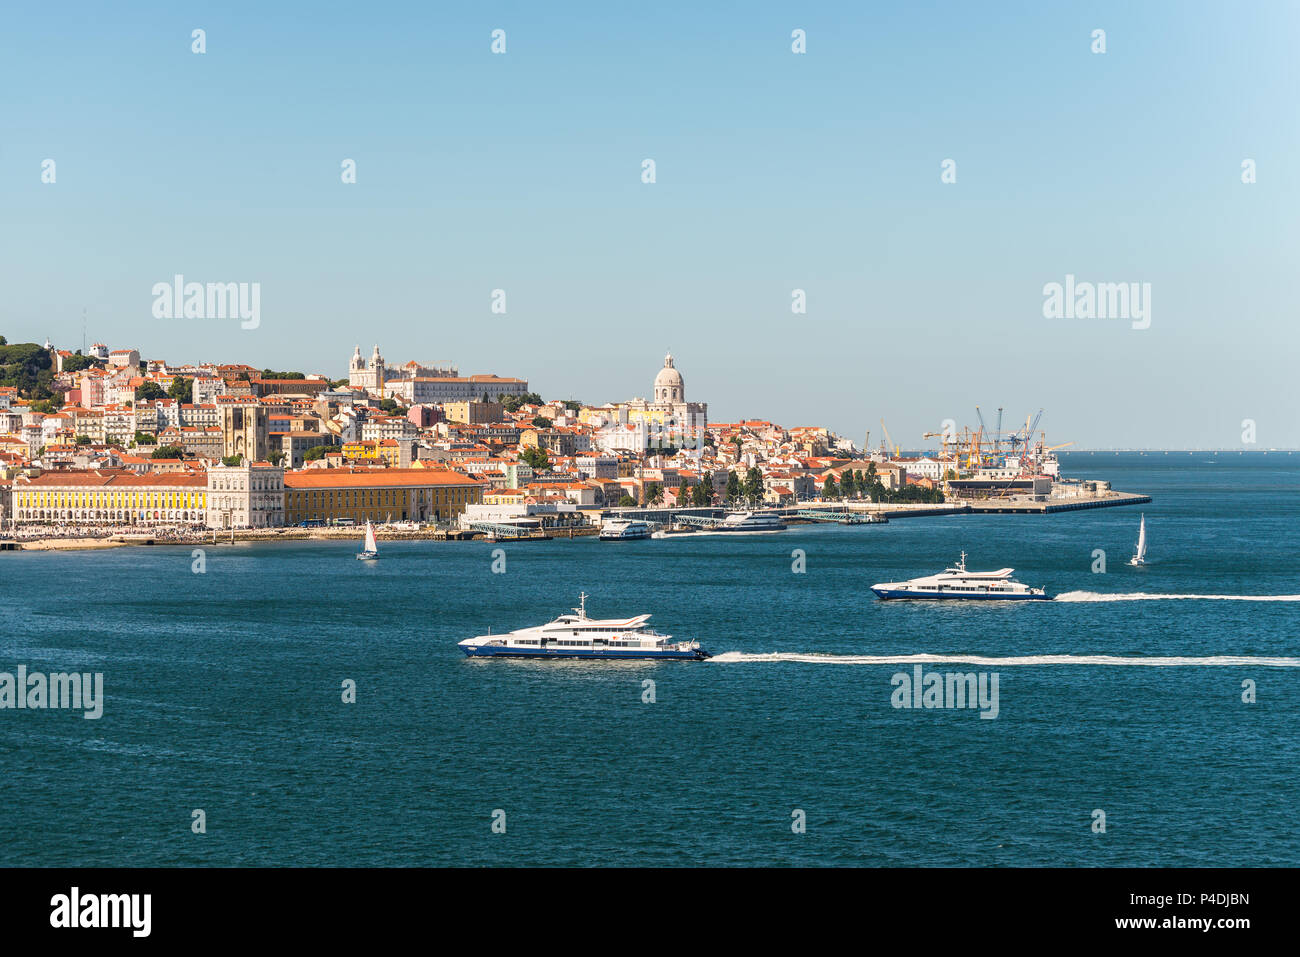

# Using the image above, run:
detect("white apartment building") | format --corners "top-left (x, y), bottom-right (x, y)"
top-left (384, 374), bottom-right (529, 405)
top-left (192, 376), bottom-right (227, 405)
top-left (360, 415), bottom-right (418, 442)
top-left (594, 421), bottom-right (651, 454)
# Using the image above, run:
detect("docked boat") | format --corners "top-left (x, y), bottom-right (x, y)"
top-left (1128, 514), bottom-right (1147, 566)
top-left (459, 593), bottom-right (711, 660)
top-left (712, 510), bottom-right (788, 532)
top-left (871, 552), bottom-right (1048, 600)
top-left (599, 519), bottom-right (651, 541)
top-left (357, 520), bottom-right (378, 560)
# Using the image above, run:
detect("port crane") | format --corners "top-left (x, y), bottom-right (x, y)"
top-left (879, 420), bottom-right (899, 458)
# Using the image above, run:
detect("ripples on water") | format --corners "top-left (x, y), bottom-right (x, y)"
top-left (1, 454), bottom-right (1297, 866)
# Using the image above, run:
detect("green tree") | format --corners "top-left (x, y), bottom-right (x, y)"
top-left (677, 480), bottom-right (689, 505)
top-left (691, 482), bottom-right (709, 507)
top-left (725, 471), bottom-right (741, 504)
top-left (823, 474), bottom-right (839, 500)
top-left (133, 431), bottom-right (157, 445)
top-left (74, 434), bottom-right (92, 446)
top-left (221, 454), bottom-right (244, 467)
top-left (618, 493), bottom-right (637, 507)
top-left (303, 445), bottom-right (332, 462)
top-left (531, 416), bottom-right (552, 429)
top-left (742, 467), bottom-right (763, 505)
top-left (501, 391), bottom-right (544, 413)
top-left (168, 376), bottom-right (192, 400)
top-left (520, 445), bottom-right (549, 470)
top-left (152, 445), bottom-right (184, 459)
top-left (136, 381), bottom-right (166, 401)
top-left (62, 352), bottom-right (95, 373)
top-left (0, 342), bottom-right (54, 397)
top-left (267, 450), bottom-right (286, 466)
top-left (646, 482), bottom-right (663, 506)
top-left (841, 471), bottom-right (856, 499)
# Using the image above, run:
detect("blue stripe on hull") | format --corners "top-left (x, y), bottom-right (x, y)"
top-left (461, 646), bottom-right (709, 660)
top-left (872, 588), bottom-right (1049, 601)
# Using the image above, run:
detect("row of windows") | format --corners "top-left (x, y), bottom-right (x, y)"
top-left (287, 488), bottom-right (478, 505)
top-left (523, 638), bottom-right (646, 648)
top-left (15, 509), bottom-right (203, 523)
top-left (17, 491), bottom-right (205, 508)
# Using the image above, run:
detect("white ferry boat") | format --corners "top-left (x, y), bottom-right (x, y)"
top-left (712, 510), bottom-right (788, 533)
top-left (459, 594), bottom-right (711, 660)
top-left (599, 519), bottom-right (652, 541)
top-left (871, 552), bottom-right (1049, 601)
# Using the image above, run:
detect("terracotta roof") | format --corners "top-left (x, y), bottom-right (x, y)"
top-left (283, 468), bottom-right (482, 489)
top-left (20, 469), bottom-right (206, 488)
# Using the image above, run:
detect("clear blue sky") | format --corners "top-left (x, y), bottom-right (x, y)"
top-left (2, 1), bottom-right (1297, 448)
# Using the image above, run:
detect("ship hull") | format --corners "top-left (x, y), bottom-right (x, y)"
top-left (871, 587), bottom-right (1049, 601)
top-left (460, 645), bottom-right (710, 660)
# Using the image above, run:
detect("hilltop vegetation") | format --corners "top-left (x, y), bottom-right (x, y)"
top-left (0, 341), bottom-right (55, 398)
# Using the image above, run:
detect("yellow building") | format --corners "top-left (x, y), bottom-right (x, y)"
top-left (341, 440), bottom-right (401, 466)
top-left (284, 468), bottom-right (484, 525)
top-left (483, 488), bottom-right (527, 506)
top-left (13, 469), bottom-right (208, 525)
top-left (341, 441), bottom-right (380, 460)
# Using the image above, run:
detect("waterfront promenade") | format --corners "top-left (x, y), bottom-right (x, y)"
top-left (1, 490), bottom-right (1150, 550)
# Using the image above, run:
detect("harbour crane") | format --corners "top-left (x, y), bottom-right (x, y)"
top-left (880, 419), bottom-right (899, 459)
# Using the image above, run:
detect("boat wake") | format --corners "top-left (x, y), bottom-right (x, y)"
top-left (1054, 591), bottom-right (1300, 602)
top-left (709, 652), bottom-right (1300, 667)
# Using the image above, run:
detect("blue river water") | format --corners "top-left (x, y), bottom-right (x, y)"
top-left (1, 452), bottom-right (1297, 866)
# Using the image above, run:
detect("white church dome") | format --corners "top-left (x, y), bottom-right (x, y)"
top-left (654, 352), bottom-right (684, 402)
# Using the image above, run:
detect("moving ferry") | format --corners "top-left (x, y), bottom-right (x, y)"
top-left (459, 594), bottom-right (711, 660)
top-left (871, 553), bottom-right (1049, 601)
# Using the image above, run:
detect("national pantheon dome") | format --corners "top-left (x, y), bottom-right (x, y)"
top-left (653, 352), bottom-right (685, 403)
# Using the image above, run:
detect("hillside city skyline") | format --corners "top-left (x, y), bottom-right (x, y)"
top-left (6, 332), bottom-right (1285, 452)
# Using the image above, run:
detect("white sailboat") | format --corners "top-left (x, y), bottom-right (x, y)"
top-left (1128, 514), bottom-right (1147, 566)
top-left (357, 520), bottom-right (378, 561)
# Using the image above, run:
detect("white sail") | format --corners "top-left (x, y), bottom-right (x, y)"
top-left (1133, 514), bottom-right (1146, 563)
top-left (363, 520), bottom-right (377, 554)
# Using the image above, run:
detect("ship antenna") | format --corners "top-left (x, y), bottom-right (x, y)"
top-left (576, 591), bottom-right (588, 618)
top-left (959, 550), bottom-right (967, 571)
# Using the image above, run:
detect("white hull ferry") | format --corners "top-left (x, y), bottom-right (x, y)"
top-left (459, 594), bottom-right (711, 660)
top-left (871, 552), bottom-right (1049, 601)
top-left (712, 510), bottom-right (788, 533)
top-left (599, 519), bottom-right (651, 541)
